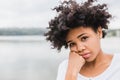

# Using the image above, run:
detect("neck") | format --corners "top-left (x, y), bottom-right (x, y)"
top-left (80, 50), bottom-right (113, 77)
top-left (84, 50), bottom-right (109, 68)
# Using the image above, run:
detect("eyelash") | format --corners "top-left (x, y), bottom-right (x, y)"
top-left (81, 36), bottom-right (89, 42)
top-left (68, 43), bottom-right (75, 47)
top-left (68, 36), bottom-right (89, 47)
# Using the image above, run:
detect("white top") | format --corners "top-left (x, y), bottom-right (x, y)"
top-left (56, 53), bottom-right (120, 80)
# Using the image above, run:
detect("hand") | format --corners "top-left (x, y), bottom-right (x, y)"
top-left (68, 51), bottom-right (85, 74)
top-left (65, 51), bottom-right (85, 80)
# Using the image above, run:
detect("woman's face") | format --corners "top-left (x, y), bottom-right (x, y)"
top-left (66, 26), bottom-right (102, 62)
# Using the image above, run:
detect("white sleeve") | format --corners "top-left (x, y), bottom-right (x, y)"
top-left (56, 60), bottom-right (68, 80)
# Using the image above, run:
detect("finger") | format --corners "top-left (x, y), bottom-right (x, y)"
top-left (70, 50), bottom-right (78, 53)
top-left (70, 50), bottom-right (81, 56)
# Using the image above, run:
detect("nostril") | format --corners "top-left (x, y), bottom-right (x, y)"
top-left (77, 47), bottom-right (83, 52)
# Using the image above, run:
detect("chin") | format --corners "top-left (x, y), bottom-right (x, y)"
top-left (85, 57), bottom-right (95, 62)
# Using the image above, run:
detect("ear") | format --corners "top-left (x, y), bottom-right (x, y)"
top-left (97, 26), bottom-right (103, 39)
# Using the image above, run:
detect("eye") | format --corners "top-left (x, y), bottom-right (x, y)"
top-left (68, 43), bottom-right (75, 47)
top-left (81, 36), bottom-right (89, 42)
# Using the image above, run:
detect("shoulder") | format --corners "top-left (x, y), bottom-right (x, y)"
top-left (56, 59), bottom-right (68, 80)
top-left (111, 53), bottom-right (120, 65)
top-left (113, 53), bottom-right (120, 60)
top-left (58, 59), bottom-right (68, 71)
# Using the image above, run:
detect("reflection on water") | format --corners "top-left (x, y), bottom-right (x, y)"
top-left (0, 36), bottom-right (120, 80)
top-left (0, 36), bottom-right (68, 80)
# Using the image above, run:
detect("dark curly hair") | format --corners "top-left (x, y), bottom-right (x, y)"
top-left (44, 0), bottom-right (112, 51)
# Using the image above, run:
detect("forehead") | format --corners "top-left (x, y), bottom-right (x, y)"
top-left (66, 27), bottom-right (94, 40)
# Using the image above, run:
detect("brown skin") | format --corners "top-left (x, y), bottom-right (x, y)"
top-left (65, 26), bottom-right (113, 80)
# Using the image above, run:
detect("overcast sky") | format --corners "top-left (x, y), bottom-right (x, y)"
top-left (0, 0), bottom-right (120, 29)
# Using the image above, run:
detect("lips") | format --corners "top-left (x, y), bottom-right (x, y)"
top-left (81, 53), bottom-right (91, 59)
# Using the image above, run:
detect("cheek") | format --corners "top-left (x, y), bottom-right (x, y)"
top-left (70, 46), bottom-right (77, 51)
top-left (87, 38), bottom-right (101, 52)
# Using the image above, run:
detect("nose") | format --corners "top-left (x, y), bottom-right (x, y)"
top-left (76, 43), bottom-right (85, 53)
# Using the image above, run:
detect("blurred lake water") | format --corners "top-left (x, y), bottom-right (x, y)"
top-left (0, 36), bottom-right (120, 80)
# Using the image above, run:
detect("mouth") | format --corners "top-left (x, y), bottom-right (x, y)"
top-left (81, 53), bottom-right (91, 59)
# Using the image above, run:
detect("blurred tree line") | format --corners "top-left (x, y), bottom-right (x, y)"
top-left (0, 27), bottom-right (119, 37)
top-left (0, 28), bottom-right (46, 36)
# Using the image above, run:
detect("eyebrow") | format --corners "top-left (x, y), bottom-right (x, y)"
top-left (66, 33), bottom-right (86, 44)
top-left (77, 33), bottom-right (86, 38)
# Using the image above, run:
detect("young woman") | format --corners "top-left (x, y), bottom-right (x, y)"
top-left (45, 0), bottom-right (120, 80)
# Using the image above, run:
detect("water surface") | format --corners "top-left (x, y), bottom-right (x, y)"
top-left (0, 36), bottom-right (119, 80)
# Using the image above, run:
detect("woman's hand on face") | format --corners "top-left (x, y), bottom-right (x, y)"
top-left (68, 51), bottom-right (86, 74)
top-left (65, 51), bottom-right (85, 80)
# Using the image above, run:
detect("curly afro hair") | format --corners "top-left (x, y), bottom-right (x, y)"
top-left (44, 0), bottom-right (112, 51)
